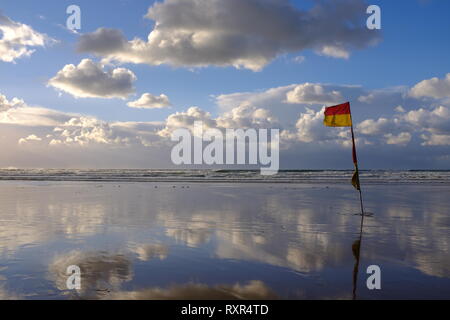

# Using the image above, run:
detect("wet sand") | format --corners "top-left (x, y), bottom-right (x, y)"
top-left (0, 181), bottom-right (449, 299)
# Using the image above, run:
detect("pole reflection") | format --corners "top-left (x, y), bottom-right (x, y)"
top-left (352, 211), bottom-right (366, 300)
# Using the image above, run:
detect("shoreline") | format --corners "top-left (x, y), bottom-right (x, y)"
top-left (1, 178), bottom-right (450, 186)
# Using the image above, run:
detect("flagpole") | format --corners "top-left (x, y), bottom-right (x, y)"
top-left (324, 102), bottom-right (366, 299)
top-left (350, 112), bottom-right (366, 300)
top-left (350, 112), bottom-right (364, 217)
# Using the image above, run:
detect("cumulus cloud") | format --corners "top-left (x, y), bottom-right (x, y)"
top-left (215, 83), bottom-right (372, 129)
top-left (158, 106), bottom-right (217, 137)
top-left (357, 118), bottom-right (392, 136)
top-left (293, 107), bottom-right (328, 143)
top-left (0, 13), bottom-right (54, 62)
top-left (48, 116), bottom-right (164, 147)
top-left (0, 93), bottom-right (25, 111)
top-left (292, 55), bottom-right (305, 64)
top-left (77, 28), bottom-right (127, 55)
top-left (420, 133), bottom-right (450, 146)
top-left (48, 59), bottom-right (137, 99)
top-left (403, 106), bottom-right (450, 146)
top-left (290, 107), bottom-right (352, 144)
top-left (403, 106), bottom-right (450, 134)
top-left (157, 103), bottom-right (278, 140)
top-left (18, 134), bottom-right (42, 145)
top-left (3, 71), bottom-right (450, 168)
top-left (1, 93), bottom-right (164, 149)
top-left (127, 93), bottom-right (171, 109)
top-left (355, 105), bottom-right (450, 147)
top-left (385, 132), bottom-right (411, 146)
top-left (216, 79), bottom-right (450, 153)
top-left (216, 104), bottom-right (277, 129)
top-left (316, 45), bottom-right (350, 59)
top-left (0, 94), bottom-right (74, 126)
top-left (286, 83), bottom-right (344, 105)
top-left (395, 105), bottom-right (406, 113)
top-left (77, 0), bottom-right (379, 71)
top-left (410, 73), bottom-right (450, 99)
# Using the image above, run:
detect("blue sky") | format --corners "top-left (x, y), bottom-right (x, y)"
top-left (1, 0), bottom-right (450, 169)
top-left (1, 0), bottom-right (449, 121)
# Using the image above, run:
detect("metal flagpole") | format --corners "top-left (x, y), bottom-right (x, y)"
top-left (349, 109), bottom-right (364, 217)
top-left (349, 105), bottom-right (366, 300)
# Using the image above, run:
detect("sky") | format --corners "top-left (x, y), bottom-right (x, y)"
top-left (1, 0), bottom-right (450, 169)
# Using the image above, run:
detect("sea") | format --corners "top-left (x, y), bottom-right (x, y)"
top-left (0, 169), bottom-right (449, 184)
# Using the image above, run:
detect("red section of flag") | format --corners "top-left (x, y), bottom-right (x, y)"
top-left (324, 102), bottom-right (351, 116)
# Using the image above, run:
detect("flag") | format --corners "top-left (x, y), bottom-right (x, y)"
top-left (352, 169), bottom-right (361, 191)
top-left (351, 126), bottom-right (361, 191)
top-left (324, 102), bottom-right (361, 191)
top-left (324, 102), bottom-right (352, 127)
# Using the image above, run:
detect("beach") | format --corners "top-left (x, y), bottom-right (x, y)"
top-left (0, 174), bottom-right (449, 300)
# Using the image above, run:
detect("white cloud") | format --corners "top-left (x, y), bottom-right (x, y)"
top-left (77, 0), bottom-right (379, 71)
top-left (358, 93), bottom-right (375, 103)
top-left (0, 94), bottom-right (74, 126)
top-left (395, 105), bottom-right (406, 113)
top-left (292, 55), bottom-right (305, 64)
top-left (216, 104), bottom-right (277, 129)
top-left (316, 45), bottom-right (350, 59)
top-left (48, 116), bottom-right (164, 147)
top-left (294, 107), bottom-right (329, 143)
top-left (0, 92), bottom-right (165, 153)
top-left (0, 94), bottom-right (25, 111)
top-left (286, 83), bottom-right (344, 105)
top-left (420, 133), bottom-right (450, 146)
top-left (127, 93), bottom-right (171, 109)
top-left (410, 73), bottom-right (450, 99)
top-left (158, 107), bottom-right (216, 137)
top-left (357, 118), bottom-right (392, 136)
top-left (385, 132), bottom-right (411, 146)
top-left (214, 78), bottom-right (450, 153)
top-left (3, 71), bottom-right (450, 168)
top-left (402, 106), bottom-right (450, 146)
top-left (216, 84), bottom-right (366, 130)
top-left (357, 105), bottom-right (450, 147)
top-left (49, 139), bottom-right (62, 146)
top-left (48, 59), bottom-right (137, 99)
top-left (403, 106), bottom-right (450, 134)
top-left (18, 134), bottom-right (42, 145)
top-left (0, 13), bottom-right (54, 62)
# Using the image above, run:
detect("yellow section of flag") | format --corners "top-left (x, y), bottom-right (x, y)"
top-left (324, 113), bottom-right (352, 127)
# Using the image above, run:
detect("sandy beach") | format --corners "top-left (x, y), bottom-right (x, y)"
top-left (0, 180), bottom-right (449, 300)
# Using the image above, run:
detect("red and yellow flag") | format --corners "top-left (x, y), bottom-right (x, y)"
top-left (324, 102), bottom-right (361, 191)
top-left (324, 102), bottom-right (352, 127)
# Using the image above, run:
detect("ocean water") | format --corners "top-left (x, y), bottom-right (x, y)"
top-left (0, 169), bottom-right (450, 184)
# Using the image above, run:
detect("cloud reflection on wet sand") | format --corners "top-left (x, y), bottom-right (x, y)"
top-left (0, 182), bottom-right (449, 299)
